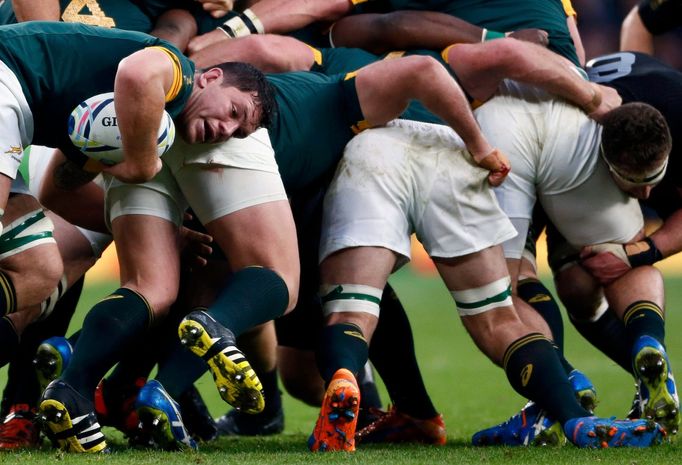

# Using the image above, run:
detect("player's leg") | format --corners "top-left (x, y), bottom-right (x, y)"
top-left (170, 132), bottom-right (297, 414)
top-left (39, 168), bottom-right (185, 453)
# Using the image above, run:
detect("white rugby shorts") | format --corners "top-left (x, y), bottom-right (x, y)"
top-left (0, 60), bottom-right (32, 180)
top-left (319, 119), bottom-right (517, 267)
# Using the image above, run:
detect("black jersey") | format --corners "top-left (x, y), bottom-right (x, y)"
top-left (587, 51), bottom-right (682, 218)
top-left (638, 0), bottom-right (682, 35)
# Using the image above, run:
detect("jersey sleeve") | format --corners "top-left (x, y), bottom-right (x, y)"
top-left (638, 0), bottom-right (682, 35)
top-left (561, 0), bottom-right (577, 18)
top-left (145, 43), bottom-right (195, 117)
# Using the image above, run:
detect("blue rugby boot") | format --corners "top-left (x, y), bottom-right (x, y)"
top-left (33, 336), bottom-right (73, 392)
top-left (632, 335), bottom-right (680, 436)
top-left (179, 311), bottom-right (264, 414)
top-left (39, 380), bottom-right (108, 453)
top-left (135, 380), bottom-right (197, 451)
top-left (472, 401), bottom-right (565, 446)
top-left (568, 369), bottom-right (598, 413)
top-left (564, 416), bottom-right (664, 448)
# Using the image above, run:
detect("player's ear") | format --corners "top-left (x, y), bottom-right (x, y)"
top-left (197, 67), bottom-right (223, 88)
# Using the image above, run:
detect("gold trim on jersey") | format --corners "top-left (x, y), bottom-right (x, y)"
top-left (61, 0), bottom-right (115, 28)
top-left (350, 0), bottom-right (370, 4)
top-left (383, 51), bottom-right (405, 60)
top-left (351, 120), bottom-right (371, 134)
top-left (561, 0), bottom-right (577, 17)
top-left (308, 46), bottom-right (323, 66)
top-left (441, 44), bottom-right (457, 64)
top-left (147, 46), bottom-right (184, 103)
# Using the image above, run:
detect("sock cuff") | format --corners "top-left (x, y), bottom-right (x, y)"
top-left (110, 288), bottom-right (155, 327)
top-left (623, 300), bottom-right (664, 325)
top-left (502, 332), bottom-right (550, 370)
top-left (0, 271), bottom-right (16, 316)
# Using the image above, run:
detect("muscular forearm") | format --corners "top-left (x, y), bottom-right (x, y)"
top-left (151, 9), bottom-right (198, 52)
top-left (250, 0), bottom-right (351, 33)
top-left (650, 209), bottom-right (682, 259)
top-left (12, 0), bottom-right (61, 21)
top-left (331, 11), bottom-right (482, 54)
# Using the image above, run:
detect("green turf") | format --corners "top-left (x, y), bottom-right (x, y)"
top-left (1, 270), bottom-right (681, 464)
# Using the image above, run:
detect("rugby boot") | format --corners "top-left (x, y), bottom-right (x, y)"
top-left (308, 368), bottom-right (360, 452)
top-left (94, 376), bottom-right (145, 439)
top-left (216, 407), bottom-right (284, 436)
top-left (0, 404), bottom-right (39, 449)
top-left (39, 380), bottom-right (107, 453)
top-left (135, 380), bottom-right (197, 451)
top-left (179, 310), bottom-right (264, 414)
top-left (33, 336), bottom-right (73, 392)
top-left (632, 335), bottom-right (680, 435)
top-left (568, 369), bottom-right (598, 413)
top-left (472, 401), bottom-right (565, 446)
top-left (564, 416), bottom-right (664, 448)
top-left (356, 406), bottom-right (446, 445)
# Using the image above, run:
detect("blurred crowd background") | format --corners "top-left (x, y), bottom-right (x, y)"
top-left (575, 0), bottom-right (681, 69)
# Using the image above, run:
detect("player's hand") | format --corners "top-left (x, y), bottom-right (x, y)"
top-left (580, 243), bottom-right (631, 284)
top-left (587, 84), bottom-right (622, 122)
top-left (195, 0), bottom-right (234, 18)
top-left (102, 158), bottom-right (162, 184)
top-left (507, 28), bottom-right (549, 47)
top-left (180, 213), bottom-right (214, 269)
top-left (188, 29), bottom-right (228, 55)
top-left (473, 148), bottom-right (510, 187)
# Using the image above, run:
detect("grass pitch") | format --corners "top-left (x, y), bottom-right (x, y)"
top-left (1, 269), bottom-right (681, 464)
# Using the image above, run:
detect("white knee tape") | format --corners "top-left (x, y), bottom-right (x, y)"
top-left (0, 209), bottom-right (55, 260)
top-left (451, 276), bottom-right (513, 316)
top-left (38, 274), bottom-right (67, 321)
top-left (320, 284), bottom-right (382, 318)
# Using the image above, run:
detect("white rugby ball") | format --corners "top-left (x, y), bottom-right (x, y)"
top-left (68, 92), bottom-right (175, 165)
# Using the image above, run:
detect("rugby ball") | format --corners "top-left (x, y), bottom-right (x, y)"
top-left (68, 92), bottom-right (175, 165)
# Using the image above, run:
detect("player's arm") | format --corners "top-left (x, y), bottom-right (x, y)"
top-left (444, 38), bottom-right (620, 119)
top-left (330, 11), bottom-right (548, 54)
top-left (187, 0), bottom-right (351, 54)
top-left (354, 55), bottom-right (508, 186)
top-left (105, 48), bottom-right (176, 183)
top-left (11, 0), bottom-right (60, 21)
top-left (620, 4), bottom-right (654, 53)
top-left (190, 34), bottom-right (316, 71)
top-left (150, 9), bottom-right (198, 51)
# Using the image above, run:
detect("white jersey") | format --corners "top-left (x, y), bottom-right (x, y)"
top-left (476, 80), bottom-right (642, 258)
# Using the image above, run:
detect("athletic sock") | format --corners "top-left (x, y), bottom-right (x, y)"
top-left (258, 368), bottom-right (282, 415)
top-left (156, 339), bottom-right (209, 400)
top-left (205, 267), bottom-right (289, 337)
top-left (370, 284), bottom-right (438, 420)
top-left (316, 323), bottom-right (369, 384)
top-left (517, 278), bottom-right (565, 350)
top-left (623, 300), bottom-right (666, 348)
top-left (2, 277), bottom-right (85, 410)
top-left (570, 309), bottom-right (632, 374)
top-left (0, 271), bottom-right (16, 317)
top-left (503, 333), bottom-right (590, 425)
top-left (62, 288), bottom-right (153, 398)
top-left (357, 363), bottom-right (382, 410)
top-left (0, 316), bottom-right (19, 368)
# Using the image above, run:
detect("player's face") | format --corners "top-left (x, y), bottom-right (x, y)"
top-left (179, 72), bottom-right (261, 144)
top-left (601, 146), bottom-right (668, 200)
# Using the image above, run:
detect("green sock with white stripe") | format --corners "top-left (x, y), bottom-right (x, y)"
top-left (317, 323), bottom-right (369, 385)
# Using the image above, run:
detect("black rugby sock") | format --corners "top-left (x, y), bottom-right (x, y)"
top-left (570, 310), bottom-right (633, 374)
top-left (316, 323), bottom-right (369, 384)
top-left (517, 279), bottom-right (565, 351)
top-left (0, 316), bottom-right (19, 369)
top-left (204, 267), bottom-right (289, 337)
top-left (503, 333), bottom-right (590, 425)
top-left (623, 300), bottom-right (666, 348)
top-left (0, 271), bottom-right (17, 317)
top-left (62, 288), bottom-right (153, 399)
top-left (370, 284), bottom-right (438, 420)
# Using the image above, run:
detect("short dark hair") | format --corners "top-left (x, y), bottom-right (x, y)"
top-left (601, 102), bottom-right (671, 174)
top-left (202, 62), bottom-right (277, 129)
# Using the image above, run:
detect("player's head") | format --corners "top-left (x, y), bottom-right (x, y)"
top-left (179, 62), bottom-right (277, 144)
top-left (600, 102), bottom-right (671, 200)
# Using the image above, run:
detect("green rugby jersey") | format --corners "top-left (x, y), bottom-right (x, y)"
top-left (356, 0), bottom-right (579, 66)
top-left (0, 22), bottom-right (194, 163)
top-left (266, 71), bottom-right (363, 192)
top-left (0, 0), bottom-right (154, 31)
